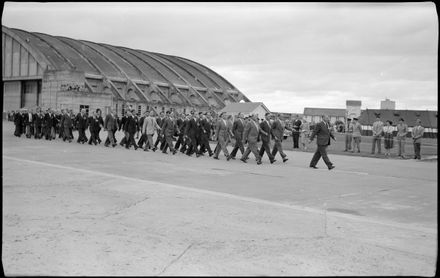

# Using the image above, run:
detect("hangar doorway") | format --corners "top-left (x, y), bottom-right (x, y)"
top-left (21, 80), bottom-right (41, 108)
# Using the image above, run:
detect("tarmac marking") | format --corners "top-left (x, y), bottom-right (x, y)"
top-left (3, 155), bottom-right (436, 235)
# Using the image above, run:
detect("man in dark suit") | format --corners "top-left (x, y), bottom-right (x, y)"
top-left (185, 111), bottom-right (199, 156)
top-left (152, 111), bottom-right (164, 151)
top-left (213, 112), bottom-right (230, 160)
top-left (197, 113), bottom-right (214, 157)
top-left (258, 112), bottom-right (276, 164)
top-left (34, 108), bottom-right (44, 139)
top-left (62, 109), bottom-right (73, 142)
top-left (309, 115), bottom-right (335, 170)
top-left (14, 109), bottom-right (23, 137)
top-left (174, 113), bottom-right (186, 151)
top-left (76, 108), bottom-right (88, 144)
top-left (44, 109), bottom-right (55, 140)
top-left (160, 111), bottom-right (178, 155)
top-left (124, 109), bottom-right (138, 150)
top-left (229, 112), bottom-right (245, 159)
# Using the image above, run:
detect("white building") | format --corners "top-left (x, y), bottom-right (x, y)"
top-left (218, 102), bottom-right (270, 120)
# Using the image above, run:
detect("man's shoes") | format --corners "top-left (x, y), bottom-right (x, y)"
top-left (144, 148), bottom-right (149, 152)
top-left (310, 166), bottom-right (318, 169)
top-left (283, 158), bottom-right (288, 163)
top-left (213, 156), bottom-right (219, 160)
top-left (227, 155), bottom-right (231, 161)
top-left (105, 144), bottom-right (109, 147)
top-left (112, 144), bottom-right (117, 147)
top-left (240, 158), bottom-right (247, 163)
top-left (328, 165), bottom-right (335, 170)
top-left (270, 159), bottom-right (276, 164)
top-left (134, 146), bottom-right (138, 150)
top-left (257, 160), bottom-right (262, 165)
top-left (162, 151), bottom-right (168, 154)
top-left (173, 150), bottom-right (177, 155)
top-left (209, 152), bottom-right (213, 157)
top-left (196, 153), bottom-right (200, 157)
top-left (152, 147), bottom-right (156, 152)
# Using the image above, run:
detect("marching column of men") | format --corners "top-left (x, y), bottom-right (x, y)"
top-left (12, 107), bottom-right (292, 165)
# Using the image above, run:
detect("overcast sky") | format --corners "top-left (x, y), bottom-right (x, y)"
top-left (2, 2), bottom-right (438, 113)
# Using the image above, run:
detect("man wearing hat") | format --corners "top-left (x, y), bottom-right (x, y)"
top-left (396, 118), bottom-right (408, 158)
top-left (123, 109), bottom-right (139, 150)
top-left (185, 110), bottom-right (199, 156)
top-left (344, 118), bottom-right (353, 152)
top-left (351, 117), bottom-right (362, 153)
top-left (160, 111), bottom-right (177, 154)
top-left (198, 112), bottom-right (214, 157)
top-left (240, 114), bottom-right (262, 164)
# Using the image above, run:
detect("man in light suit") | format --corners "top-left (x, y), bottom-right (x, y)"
top-left (271, 113), bottom-right (288, 163)
top-left (104, 108), bottom-right (118, 147)
top-left (229, 112), bottom-right (245, 160)
top-left (258, 112), bottom-right (276, 164)
top-left (240, 114), bottom-right (262, 164)
top-left (142, 110), bottom-right (161, 151)
top-left (213, 112), bottom-right (230, 160)
top-left (308, 115), bottom-right (335, 170)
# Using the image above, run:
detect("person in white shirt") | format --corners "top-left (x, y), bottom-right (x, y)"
top-left (396, 118), bottom-right (408, 158)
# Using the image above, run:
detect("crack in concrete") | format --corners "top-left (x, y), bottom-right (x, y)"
top-left (102, 195), bottom-right (150, 219)
top-left (157, 242), bottom-right (195, 276)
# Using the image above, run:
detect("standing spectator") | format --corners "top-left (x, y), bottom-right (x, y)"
top-left (292, 115), bottom-right (302, 149)
top-left (371, 116), bottom-right (384, 155)
top-left (300, 119), bottom-right (311, 151)
top-left (344, 119), bottom-right (353, 152)
top-left (411, 119), bottom-right (424, 160)
top-left (396, 118), bottom-right (408, 159)
top-left (383, 120), bottom-right (394, 157)
top-left (308, 115), bottom-right (335, 170)
top-left (351, 117), bottom-right (362, 153)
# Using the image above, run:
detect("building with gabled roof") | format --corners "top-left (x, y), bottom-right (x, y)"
top-left (218, 102), bottom-right (270, 120)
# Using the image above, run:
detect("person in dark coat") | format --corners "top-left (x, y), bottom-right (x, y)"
top-left (124, 109), bottom-right (138, 150)
top-left (62, 110), bottom-right (73, 142)
top-left (88, 111), bottom-right (101, 145)
top-left (76, 108), bottom-right (89, 144)
top-left (308, 115), bottom-right (335, 170)
top-left (229, 112), bottom-right (245, 159)
top-left (174, 113), bottom-right (186, 151)
top-left (14, 109), bottom-right (23, 137)
top-left (34, 108), bottom-right (44, 139)
top-left (104, 109), bottom-right (118, 147)
top-left (185, 111), bottom-right (199, 156)
top-left (43, 109), bottom-right (55, 140)
top-left (160, 111), bottom-right (177, 154)
top-left (197, 113), bottom-right (214, 157)
top-left (257, 112), bottom-right (276, 163)
top-left (95, 109), bottom-right (104, 144)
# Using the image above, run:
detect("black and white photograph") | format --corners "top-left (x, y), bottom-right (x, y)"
top-left (1, 2), bottom-right (437, 276)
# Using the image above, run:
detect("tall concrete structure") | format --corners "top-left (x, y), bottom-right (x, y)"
top-left (380, 98), bottom-right (396, 110)
top-left (2, 26), bottom-right (251, 116)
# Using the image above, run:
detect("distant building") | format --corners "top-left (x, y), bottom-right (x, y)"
top-left (271, 112), bottom-right (303, 122)
top-left (359, 109), bottom-right (437, 138)
top-left (303, 107), bottom-right (346, 124)
top-left (218, 102), bottom-right (270, 120)
top-left (380, 98), bottom-right (396, 110)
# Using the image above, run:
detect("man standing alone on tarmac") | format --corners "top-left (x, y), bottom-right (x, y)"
top-left (411, 119), bottom-right (424, 160)
top-left (309, 115), bottom-right (335, 170)
top-left (344, 118), bottom-right (353, 152)
top-left (292, 115), bottom-right (302, 149)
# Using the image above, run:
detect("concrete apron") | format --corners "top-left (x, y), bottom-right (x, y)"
top-left (2, 157), bottom-right (436, 276)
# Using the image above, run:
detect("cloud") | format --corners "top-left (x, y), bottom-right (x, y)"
top-left (2, 2), bottom-right (437, 113)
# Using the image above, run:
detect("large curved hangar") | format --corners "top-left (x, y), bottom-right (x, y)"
top-left (2, 25), bottom-right (250, 115)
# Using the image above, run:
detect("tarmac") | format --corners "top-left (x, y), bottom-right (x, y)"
top-left (2, 121), bottom-right (438, 276)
